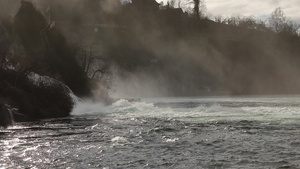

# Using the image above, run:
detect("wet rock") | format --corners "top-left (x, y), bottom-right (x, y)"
top-left (0, 69), bottom-right (75, 124)
top-left (0, 100), bottom-right (12, 127)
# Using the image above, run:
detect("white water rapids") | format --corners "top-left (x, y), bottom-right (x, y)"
top-left (72, 96), bottom-right (300, 124)
top-left (1, 96), bottom-right (300, 168)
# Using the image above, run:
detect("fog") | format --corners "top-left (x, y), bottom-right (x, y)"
top-left (1, 0), bottom-right (300, 98)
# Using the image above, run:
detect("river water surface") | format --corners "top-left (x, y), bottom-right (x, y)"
top-left (1, 96), bottom-right (300, 168)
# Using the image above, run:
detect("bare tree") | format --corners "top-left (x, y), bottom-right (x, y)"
top-left (238, 16), bottom-right (257, 29)
top-left (193, 0), bottom-right (200, 19)
top-left (78, 44), bottom-right (95, 75)
top-left (269, 7), bottom-right (287, 33)
top-left (187, 0), bottom-right (206, 20)
top-left (76, 43), bottom-right (111, 81)
top-left (268, 7), bottom-right (300, 35)
top-left (214, 15), bottom-right (225, 23)
top-left (219, 15), bottom-right (270, 32)
top-left (165, 0), bottom-right (183, 8)
top-left (224, 15), bottom-right (242, 26)
top-left (168, 0), bottom-right (206, 19)
top-left (169, 0), bottom-right (176, 8)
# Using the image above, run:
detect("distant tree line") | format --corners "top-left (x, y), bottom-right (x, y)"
top-left (2, 0), bottom-right (300, 98)
top-left (214, 7), bottom-right (299, 36)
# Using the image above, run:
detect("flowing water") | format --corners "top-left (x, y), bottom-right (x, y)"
top-left (1, 96), bottom-right (300, 168)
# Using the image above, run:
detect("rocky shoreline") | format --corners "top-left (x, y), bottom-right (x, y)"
top-left (0, 68), bottom-right (75, 127)
top-left (0, 1), bottom-right (90, 127)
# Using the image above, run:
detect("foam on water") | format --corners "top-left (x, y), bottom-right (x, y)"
top-left (71, 99), bottom-right (161, 116)
top-left (71, 96), bottom-right (300, 124)
top-left (3, 96), bottom-right (300, 169)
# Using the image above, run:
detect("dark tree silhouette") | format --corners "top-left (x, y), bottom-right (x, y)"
top-left (193, 0), bottom-right (200, 20)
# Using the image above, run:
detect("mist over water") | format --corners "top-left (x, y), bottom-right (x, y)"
top-left (73, 96), bottom-right (300, 124)
top-left (2, 96), bottom-right (300, 168)
top-left (2, 0), bottom-right (300, 96)
top-left (2, 1), bottom-right (300, 168)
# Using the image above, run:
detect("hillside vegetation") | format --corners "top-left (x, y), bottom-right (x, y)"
top-left (1, 0), bottom-right (300, 126)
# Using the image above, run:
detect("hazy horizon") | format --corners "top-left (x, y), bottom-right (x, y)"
top-left (157, 0), bottom-right (300, 24)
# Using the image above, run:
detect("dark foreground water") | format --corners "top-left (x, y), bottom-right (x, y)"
top-left (1, 96), bottom-right (300, 168)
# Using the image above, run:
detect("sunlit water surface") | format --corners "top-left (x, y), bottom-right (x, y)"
top-left (1, 96), bottom-right (300, 168)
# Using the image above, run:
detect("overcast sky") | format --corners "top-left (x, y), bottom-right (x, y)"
top-left (157, 0), bottom-right (300, 23)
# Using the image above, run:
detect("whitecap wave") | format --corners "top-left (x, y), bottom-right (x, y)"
top-left (71, 97), bottom-right (300, 124)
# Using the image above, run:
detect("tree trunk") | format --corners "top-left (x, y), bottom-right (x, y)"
top-left (193, 0), bottom-right (200, 20)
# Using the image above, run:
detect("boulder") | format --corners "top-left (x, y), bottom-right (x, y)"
top-left (0, 69), bottom-right (75, 125)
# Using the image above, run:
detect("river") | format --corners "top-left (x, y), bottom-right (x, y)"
top-left (1, 96), bottom-right (300, 168)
